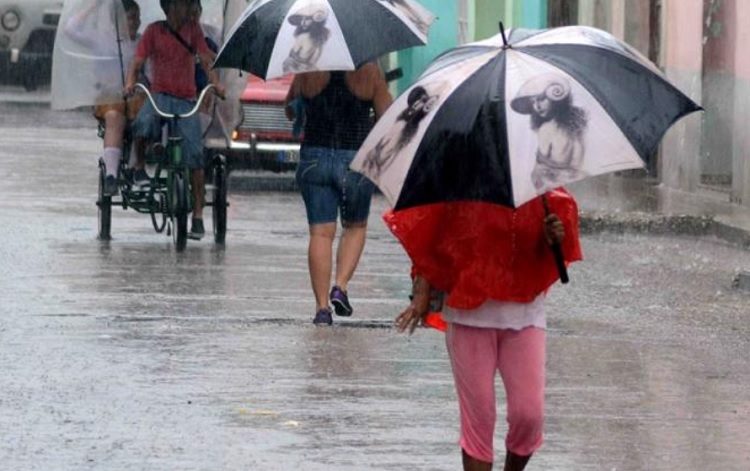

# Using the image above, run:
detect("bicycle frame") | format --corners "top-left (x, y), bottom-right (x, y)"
top-left (135, 82), bottom-right (217, 212)
top-left (132, 83), bottom-right (219, 248)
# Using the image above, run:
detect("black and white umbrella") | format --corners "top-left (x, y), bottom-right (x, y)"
top-left (214, 0), bottom-right (434, 79)
top-left (351, 25), bottom-right (702, 210)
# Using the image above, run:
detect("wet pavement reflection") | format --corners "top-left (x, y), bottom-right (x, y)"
top-left (1, 105), bottom-right (750, 470)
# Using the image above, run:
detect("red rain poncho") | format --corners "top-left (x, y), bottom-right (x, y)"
top-left (384, 189), bottom-right (583, 330)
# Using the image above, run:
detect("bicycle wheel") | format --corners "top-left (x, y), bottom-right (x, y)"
top-left (212, 156), bottom-right (228, 244)
top-left (171, 172), bottom-right (188, 251)
top-left (97, 160), bottom-right (112, 240)
top-left (151, 192), bottom-right (167, 233)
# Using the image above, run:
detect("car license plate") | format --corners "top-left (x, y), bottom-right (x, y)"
top-left (277, 150), bottom-right (299, 163)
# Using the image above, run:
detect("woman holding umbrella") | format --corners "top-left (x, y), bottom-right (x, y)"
top-left (214, 0), bottom-right (435, 325)
top-left (392, 194), bottom-right (581, 471)
top-left (284, 64), bottom-right (392, 325)
top-left (351, 23), bottom-right (699, 470)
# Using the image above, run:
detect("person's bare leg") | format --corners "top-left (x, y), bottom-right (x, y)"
top-left (334, 222), bottom-right (367, 290)
top-left (103, 110), bottom-right (126, 149)
top-left (462, 449), bottom-right (492, 471)
top-left (101, 110), bottom-right (127, 178)
top-left (309, 223), bottom-right (336, 310)
top-left (191, 168), bottom-right (205, 219)
top-left (504, 451), bottom-right (531, 471)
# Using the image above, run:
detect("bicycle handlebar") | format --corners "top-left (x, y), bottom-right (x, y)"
top-left (134, 83), bottom-right (222, 120)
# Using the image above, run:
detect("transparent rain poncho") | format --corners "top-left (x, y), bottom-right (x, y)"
top-left (51, 0), bottom-right (248, 143)
top-left (202, 0), bottom-right (250, 143)
top-left (51, 0), bottom-right (164, 110)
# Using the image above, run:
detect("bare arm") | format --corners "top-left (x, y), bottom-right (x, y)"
top-left (124, 55), bottom-right (145, 95)
top-left (395, 275), bottom-right (431, 335)
top-left (284, 75), bottom-right (302, 121)
top-left (358, 63), bottom-right (393, 120)
top-left (372, 73), bottom-right (393, 120)
top-left (199, 51), bottom-right (225, 98)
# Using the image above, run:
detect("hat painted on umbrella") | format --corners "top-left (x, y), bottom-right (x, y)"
top-left (288, 4), bottom-right (329, 26)
top-left (511, 73), bottom-right (572, 115)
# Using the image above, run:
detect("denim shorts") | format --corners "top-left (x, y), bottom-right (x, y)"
top-left (296, 146), bottom-right (375, 225)
top-left (131, 93), bottom-right (204, 169)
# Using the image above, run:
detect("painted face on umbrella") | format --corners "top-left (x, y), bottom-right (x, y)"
top-left (283, 7), bottom-right (331, 73)
top-left (531, 94), bottom-right (552, 119)
top-left (289, 8), bottom-right (329, 33)
top-left (400, 86), bottom-right (435, 123)
top-left (299, 16), bottom-right (314, 30)
top-left (360, 83), bottom-right (446, 181)
top-left (511, 74), bottom-right (589, 191)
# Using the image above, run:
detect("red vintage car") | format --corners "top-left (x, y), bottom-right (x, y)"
top-left (229, 74), bottom-right (301, 171)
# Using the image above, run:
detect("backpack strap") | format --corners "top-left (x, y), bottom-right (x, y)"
top-left (162, 21), bottom-right (197, 57)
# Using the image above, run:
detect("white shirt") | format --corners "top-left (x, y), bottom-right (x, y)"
top-left (441, 293), bottom-right (546, 330)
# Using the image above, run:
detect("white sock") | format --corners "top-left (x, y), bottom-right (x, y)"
top-left (103, 147), bottom-right (122, 177)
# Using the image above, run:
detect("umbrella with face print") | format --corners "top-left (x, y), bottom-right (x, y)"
top-left (213, 0), bottom-right (434, 79)
top-left (351, 24), bottom-right (702, 287)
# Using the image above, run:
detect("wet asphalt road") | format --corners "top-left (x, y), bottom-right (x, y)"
top-left (1, 102), bottom-right (750, 470)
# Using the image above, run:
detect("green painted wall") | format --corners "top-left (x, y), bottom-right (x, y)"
top-left (476, 0), bottom-right (501, 40)
top-left (474, 0), bottom-right (548, 41)
top-left (396, 0), bottom-right (458, 92)
top-left (520, 0), bottom-right (548, 29)
top-left (394, 0), bottom-right (550, 92)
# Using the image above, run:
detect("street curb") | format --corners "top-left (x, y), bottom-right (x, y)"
top-left (227, 171), bottom-right (750, 250)
top-left (579, 212), bottom-right (750, 249)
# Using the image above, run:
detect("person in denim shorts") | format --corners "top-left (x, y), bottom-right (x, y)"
top-left (285, 63), bottom-right (392, 325)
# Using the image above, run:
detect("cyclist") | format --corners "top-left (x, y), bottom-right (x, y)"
top-left (124, 0), bottom-right (224, 240)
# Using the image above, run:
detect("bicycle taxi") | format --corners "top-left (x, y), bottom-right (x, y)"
top-left (50, 0), bottom-right (247, 251)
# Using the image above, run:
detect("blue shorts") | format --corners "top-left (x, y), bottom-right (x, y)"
top-left (131, 93), bottom-right (204, 170)
top-left (296, 146), bottom-right (375, 225)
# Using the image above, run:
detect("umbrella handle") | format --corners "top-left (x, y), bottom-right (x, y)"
top-left (550, 242), bottom-right (569, 284)
top-left (542, 195), bottom-right (570, 284)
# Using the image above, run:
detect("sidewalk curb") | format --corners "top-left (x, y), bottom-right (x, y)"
top-left (579, 212), bottom-right (750, 249)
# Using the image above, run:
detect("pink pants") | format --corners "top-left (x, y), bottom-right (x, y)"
top-left (446, 323), bottom-right (546, 463)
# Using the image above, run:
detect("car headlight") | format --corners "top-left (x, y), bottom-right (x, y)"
top-left (1, 10), bottom-right (21, 32)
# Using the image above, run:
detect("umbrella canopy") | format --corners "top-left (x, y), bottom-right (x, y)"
top-left (350, 25), bottom-right (703, 210)
top-left (214, 0), bottom-right (434, 79)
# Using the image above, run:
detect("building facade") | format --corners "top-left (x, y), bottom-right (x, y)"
top-left (395, 0), bottom-right (749, 208)
top-left (572, 0), bottom-right (750, 207)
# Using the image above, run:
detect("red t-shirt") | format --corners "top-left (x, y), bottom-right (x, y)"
top-left (136, 21), bottom-right (209, 99)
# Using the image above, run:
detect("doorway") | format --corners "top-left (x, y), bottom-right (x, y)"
top-left (548, 0), bottom-right (578, 26)
top-left (700, 0), bottom-right (734, 192)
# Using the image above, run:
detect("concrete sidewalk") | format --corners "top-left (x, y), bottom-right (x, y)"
top-left (570, 175), bottom-right (750, 250)
top-left (229, 170), bottom-right (750, 248)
